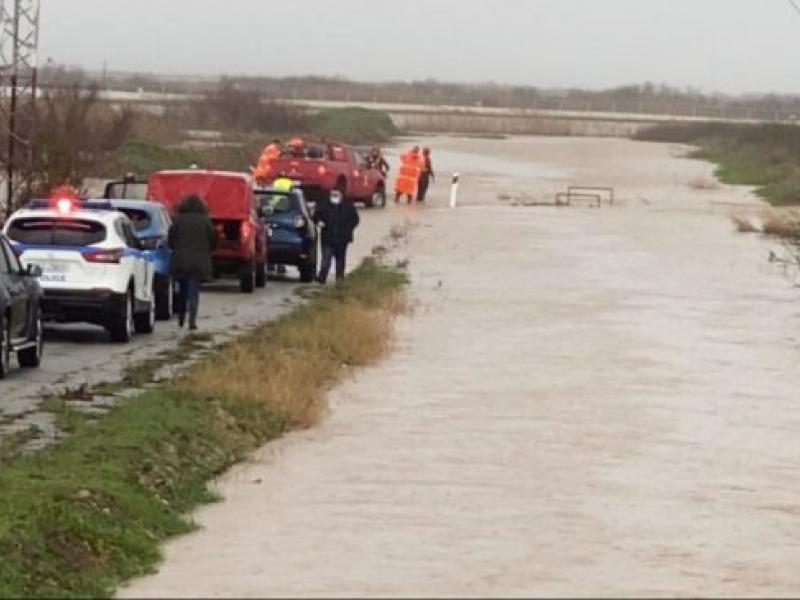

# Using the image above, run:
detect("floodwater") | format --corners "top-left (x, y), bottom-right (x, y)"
top-left (121, 136), bottom-right (800, 598)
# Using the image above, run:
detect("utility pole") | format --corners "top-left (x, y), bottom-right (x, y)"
top-left (0, 0), bottom-right (40, 218)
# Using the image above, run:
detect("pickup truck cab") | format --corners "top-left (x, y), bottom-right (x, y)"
top-left (261, 142), bottom-right (386, 208)
top-left (147, 170), bottom-right (268, 293)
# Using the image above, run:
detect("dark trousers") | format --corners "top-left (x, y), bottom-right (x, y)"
top-left (318, 241), bottom-right (348, 283)
top-left (417, 173), bottom-right (431, 202)
top-left (175, 278), bottom-right (202, 325)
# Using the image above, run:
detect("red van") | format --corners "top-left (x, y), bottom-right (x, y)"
top-left (147, 170), bottom-right (267, 293)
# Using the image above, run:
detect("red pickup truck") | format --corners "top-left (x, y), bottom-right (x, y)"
top-left (261, 143), bottom-right (387, 208)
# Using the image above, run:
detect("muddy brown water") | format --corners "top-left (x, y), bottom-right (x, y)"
top-left (121, 136), bottom-right (800, 598)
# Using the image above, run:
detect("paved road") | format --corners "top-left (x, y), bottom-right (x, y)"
top-left (123, 136), bottom-right (800, 597)
top-left (0, 206), bottom-right (404, 446)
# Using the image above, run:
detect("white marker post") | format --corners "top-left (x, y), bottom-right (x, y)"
top-left (450, 173), bottom-right (460, 208)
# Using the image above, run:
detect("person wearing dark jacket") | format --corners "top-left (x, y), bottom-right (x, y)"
top-left (314, 190), bottom-right (360, 283)
top-left (417, 147), bottom-right (435, 202)
top-left (168, 195), bottom-right (216, 329)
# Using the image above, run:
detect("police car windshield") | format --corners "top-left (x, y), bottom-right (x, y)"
top-left (7, 218), bottom-right (107, 246)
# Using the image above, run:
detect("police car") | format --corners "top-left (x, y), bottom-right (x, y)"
top-left (3, 198), bottom-right (156, 343)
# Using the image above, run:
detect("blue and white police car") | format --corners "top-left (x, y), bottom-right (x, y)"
top-left (3, 198), bottom-right (156, 343)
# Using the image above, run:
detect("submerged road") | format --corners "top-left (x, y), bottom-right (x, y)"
top-left (115, 135), bottom-right (800, 597)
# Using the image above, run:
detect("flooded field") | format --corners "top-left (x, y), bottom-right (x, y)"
top-left (122, 135), bottom-right (800, 598)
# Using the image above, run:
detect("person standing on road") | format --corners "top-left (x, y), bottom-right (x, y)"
top-left (368, 146), bottom-right (390, 177)
top-left (417, 147), bottom-right (435, 202)
top-left (168, 195), bottom-right (216, 330)
top-left (314, 190), bottom-right (360, 284)
top-left (394, 146), bottom-right (422, 204)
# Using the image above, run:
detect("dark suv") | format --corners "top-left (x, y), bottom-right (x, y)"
top-left (256, 187), bottom-right (318, 282)
top-left (0, 232), bottom-right (43, 378)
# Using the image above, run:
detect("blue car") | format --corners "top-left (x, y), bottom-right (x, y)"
top-left (255, 187), bottom-right (318, 282)
top-left (107, 200), bottom-right (174, 320)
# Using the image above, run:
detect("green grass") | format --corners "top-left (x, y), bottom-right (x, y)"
top-left (110, 140), bottom-right (260, 176)
top-left (309, 107), bottom-right (400, 145)
top-left (104, 108), bottom-right (399, 179)
top-left (635, 123), bottom-right (800, 206)
top-left (0, 426), bottom-right (42, 466)
top-left (0, 261), bottom-right (407, 599)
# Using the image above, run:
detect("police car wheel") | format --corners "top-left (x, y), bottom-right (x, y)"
top-left (109, 292), bottom-right (134, 343)
top-left (0, 316), bottom-right (10, 379)
top-left (134, 299), bottom-right (155, 334)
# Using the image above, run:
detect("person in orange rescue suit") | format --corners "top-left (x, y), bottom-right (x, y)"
top-left (253, 139), bottom-right (283, 183)
top-left (393, 146), bottom-right (423, 205)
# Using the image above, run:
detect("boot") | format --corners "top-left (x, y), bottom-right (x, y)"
top-left (178, 312), bottom-right (185, 328)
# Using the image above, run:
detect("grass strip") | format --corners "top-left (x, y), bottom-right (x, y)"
top-left (0, 259), bottom-right (407, 599)
top-left (635, 122), bottom-right (800, 206)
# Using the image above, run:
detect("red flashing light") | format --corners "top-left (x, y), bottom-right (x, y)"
top-left (82, 248), bottom-right (124, 264)
top-left (55, 198), bottom-right (73, 214)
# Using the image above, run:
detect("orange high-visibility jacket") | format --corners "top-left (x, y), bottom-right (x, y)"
top-left (253, 143), bottom-right (282, 180)
top-left (394, 150), bottom-right (422, 196)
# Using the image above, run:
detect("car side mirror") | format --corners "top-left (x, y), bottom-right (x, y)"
top-left (25, 264), bottom-right (42, 278)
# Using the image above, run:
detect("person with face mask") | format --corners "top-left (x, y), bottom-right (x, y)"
top-left (313, 189), bottom-right (360, 284)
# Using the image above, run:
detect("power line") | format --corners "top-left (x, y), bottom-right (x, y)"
top-left (788, 0), bottom-right (800, 19)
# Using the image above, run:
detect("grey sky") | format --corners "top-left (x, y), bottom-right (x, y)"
top-left (39, 0), bottom-right (800, 95)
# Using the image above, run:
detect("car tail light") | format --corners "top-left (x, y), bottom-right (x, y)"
top-left (293, 215), bottom-right (306, 229)
top-left (83, 248), bottom-right (124, 264)
top-left (317, 165), bottom-right (327, 176)
top-left (240, 221), bottom-right (253, 243)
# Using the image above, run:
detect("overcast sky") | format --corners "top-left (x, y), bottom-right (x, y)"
top-left (38, 0), bottom-right (800, 95)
